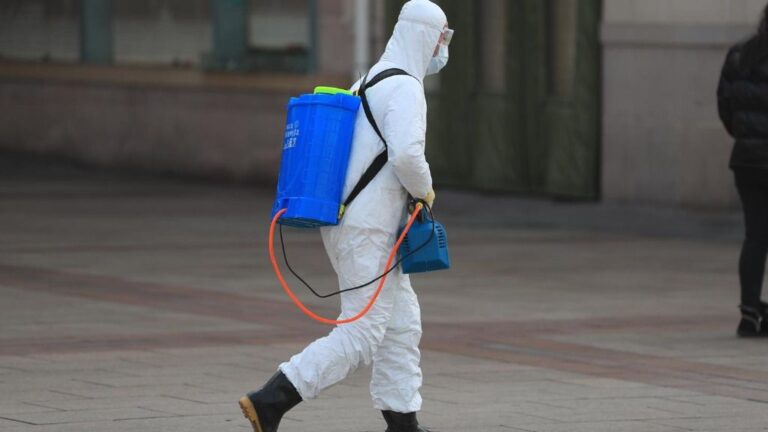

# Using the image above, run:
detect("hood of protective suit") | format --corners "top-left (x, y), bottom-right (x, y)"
top-left (379, 0), bottom-right (447, 80)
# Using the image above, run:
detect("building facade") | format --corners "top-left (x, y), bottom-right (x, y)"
top-left (0, 0), bottom-right (766, 208)
top-left (602, 0), bottom-right (764, 207)
top-left (0, 0), bottom-right (368, 181)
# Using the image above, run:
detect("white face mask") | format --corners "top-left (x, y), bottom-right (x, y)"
top-left (426, 43), bottom-right (449, 75)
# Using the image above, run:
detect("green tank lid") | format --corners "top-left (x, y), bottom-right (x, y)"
top-left (314, 86), bottom-right (355, 96)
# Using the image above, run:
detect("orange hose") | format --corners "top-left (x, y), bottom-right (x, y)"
top-left (269, 204), bottom-right (423, 325)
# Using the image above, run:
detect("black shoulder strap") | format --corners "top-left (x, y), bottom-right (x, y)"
top-left (356, 68), bottom-right (408, 144)
top-left (340, 68), bottom-right (413, 218)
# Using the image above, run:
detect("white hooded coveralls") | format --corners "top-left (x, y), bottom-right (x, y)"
top-left (279, 0), bottom-right (447, 414)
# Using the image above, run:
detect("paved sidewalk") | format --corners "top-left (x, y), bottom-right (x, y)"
top-left (1, 154), bottom-right (767, 431)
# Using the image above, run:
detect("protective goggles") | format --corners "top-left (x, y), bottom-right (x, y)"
top-left (441, 28), bottom-right (454, 46)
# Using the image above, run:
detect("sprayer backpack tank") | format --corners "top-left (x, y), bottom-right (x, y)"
top-left (268, 70), bottom-right (450, 325)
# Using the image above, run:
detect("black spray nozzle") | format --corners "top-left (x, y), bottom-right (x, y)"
top-left (407, 194), bottom-right (429, 209)
top-left (406, 196), bottom-right (433, 224)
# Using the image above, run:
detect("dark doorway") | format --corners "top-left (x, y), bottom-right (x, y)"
top-left (387, 0), bottom-right (601, 199)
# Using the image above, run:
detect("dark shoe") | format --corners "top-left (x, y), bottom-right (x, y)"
top-left (382, 410), bottom-right (433, 432)
top-left (737, 304), bottom-right (768, 337)
top-left (239, 371), bottom-right (302, 432)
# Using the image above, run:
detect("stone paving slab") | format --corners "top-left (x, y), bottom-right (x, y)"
top-left (3, 155), bottom-right (768, 431)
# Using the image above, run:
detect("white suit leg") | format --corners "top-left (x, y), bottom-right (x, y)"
top-left (279, 226), bottom-right (399, 400)
top-left (370, 273), bottom-right (423, 413)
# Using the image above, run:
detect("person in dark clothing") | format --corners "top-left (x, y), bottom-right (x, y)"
top-left (717, 3), bottom-right (768, 337)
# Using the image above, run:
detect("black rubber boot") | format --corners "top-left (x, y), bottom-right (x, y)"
top-left (737, 304), bottom-right (768, 337)
top-left (239, 371), bottom-right (302, 432)
top-left (382, 410), bottom-right (432, 432)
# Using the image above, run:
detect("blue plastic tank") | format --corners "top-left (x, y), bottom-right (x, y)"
top-left (272, 87), bottom-right (361, 228)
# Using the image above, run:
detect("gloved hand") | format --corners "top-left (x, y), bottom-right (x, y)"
top-left (424, 188), bottom-right (435, 208)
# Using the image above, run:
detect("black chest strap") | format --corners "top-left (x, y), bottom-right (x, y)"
top-left (340, 68), bottom-right (414, 218)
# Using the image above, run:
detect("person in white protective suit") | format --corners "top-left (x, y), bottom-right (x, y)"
top-left (239, 1), bottom-right (452, 431)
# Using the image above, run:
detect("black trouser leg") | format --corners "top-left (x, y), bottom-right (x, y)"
top-left (735, 169), bottom-right (768, 308)
top-left (740, 236), bottom-right (767, 307)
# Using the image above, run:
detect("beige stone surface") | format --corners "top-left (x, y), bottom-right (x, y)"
top-left (604, 0), bottom-right (766, 25)
top-left (1, 156), bottom-right (766, 431)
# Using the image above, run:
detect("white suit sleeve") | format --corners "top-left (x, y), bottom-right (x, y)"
top-left (381, 79), bottom-right (433, 199)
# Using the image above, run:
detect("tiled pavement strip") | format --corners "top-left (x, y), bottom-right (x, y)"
top-left (2, 157), bottom-right (768, 431)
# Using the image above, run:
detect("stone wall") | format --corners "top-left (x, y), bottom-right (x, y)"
top-left (0, 0), bottom-right (360, 182)
top-left (0, 0), bottom-right (357, 76)
top-left (0, 64), bottom-right (346, 181)
top-left (601, 0), bottom-right (765, 208)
